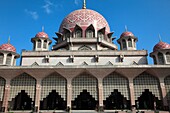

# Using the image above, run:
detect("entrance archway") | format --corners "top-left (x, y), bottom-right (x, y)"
top-left (137, 89), bottom-right (159, 110)
top-left (13, 90), bottom-right (32, 110)
top-left (40, 90), bottom-right (66, 110)
top-left (72, 90), bottom-right (96, 110)
top-left (104, 89), bottom-right (129, 110)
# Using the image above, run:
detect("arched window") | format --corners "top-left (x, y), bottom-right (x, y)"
top-left (153, 55), bottom-right (157, 64)
top-left (128, 38), bottom-right (132, 47)
top-left (37, 40), bottom-right (41, 48)
top-left (158, 52), bottom-right (164, 64)
top-left (122, 39), bottom-right (126, 49)
top-left (64, 32), bottom-right (70, 39)
top-left (6, 53), bottom-right (12, 65)
top-left (43, 40), bottom-right (47, 49)
top-left (0, 53), bottom-right (4, 64)
top-left (86, 30), bottom-right (93, 38)
top-left (75, 29), bottom-right (82, 38)
top-left (98, 31), bottom-right (104, 39)
top-left (166, 52), bottom-right (170, 63)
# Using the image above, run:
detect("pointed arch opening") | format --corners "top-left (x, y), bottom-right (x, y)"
top-left (128, 38), bottom-right (132, 47)
top-left (103, 72), bottom-right (130, 110)
top-left (98, 28), bottom-right (105, 39)
top-left (37, 39), bottom-right (41, 48)
top-left (74, 25), bottom-right (82, 38)
top-left (134, 72), bottom-right (163, 110)
top-left (63, 28), bottom-right (71, 40)
top-left (166, 52), bottom-right (170, 63)
top-left (40, 73), bottom-right (67, 110)
top-left (72, 72), bottom-right (98, 110)
top-left (0, 77), bottom-right (5, 110)
top-left (158, 52), bottom-right (164, 64)
top-left (85, 25), bottom-right (95, 38)
top-left (9, 73), bottom-right (36, 110)
top-left (6, 53), bottom-right (12, 65)
top-left (0, 53), bottom-right (4, 64)
top-left (122, 39), bottom-right (126, 49)
top-left (43, 40), bottom-right (47, 49)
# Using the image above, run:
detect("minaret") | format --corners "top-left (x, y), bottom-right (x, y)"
top-left (82, 0), bottom-right (86, 9)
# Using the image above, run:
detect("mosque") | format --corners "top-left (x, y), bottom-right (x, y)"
top-left (0, 0), bottom-right (170, 113)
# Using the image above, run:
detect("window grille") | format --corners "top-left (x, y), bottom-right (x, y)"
top-left (0, 77), bottom-right (5, 101)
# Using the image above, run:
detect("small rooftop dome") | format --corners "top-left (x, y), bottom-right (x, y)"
top-left (35, 32), bottom-right (49, 38)
top-left (153, 41), bottom-right (170, 51)
top-left (120, 31), bottom-right (134, 38)
top-left (0, 43), bottom-right (16, 52)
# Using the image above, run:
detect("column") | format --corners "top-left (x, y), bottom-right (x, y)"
top-left (67, 79), bottom-right (72, 110)
top-left (98, 78), bottom-right (104, 111)
top-left (129, 78), bottom-right (136, 111)
top-left (3, 54), bottom-right (7, 65)
top-left (34, 79), bottom-right (41, 112)
top-left (10, 55), bottom-right (15, 66)
top-left (160, 78), bottom-right (168, 110)
top-left (2, 80), bottom-right (10, 112)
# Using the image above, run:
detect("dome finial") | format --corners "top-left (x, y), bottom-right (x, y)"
top-left (8, 36), bottom-right (10, 44)
top-left (158, 34), bottom-right (162, 42)
top-left (82, 0), bottom-right (86, 9)
top-left (125, 25), bottom-right (128, 31)
top-left (42, 26), bottom-right (44, 32)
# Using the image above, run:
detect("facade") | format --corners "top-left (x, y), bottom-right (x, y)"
top-left (0, 1), bottom-right (170, 113)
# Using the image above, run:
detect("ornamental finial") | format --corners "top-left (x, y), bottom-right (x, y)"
top-left (8, 36), bottom-right (10, 44)
top-left (82, 0), bottom-right (86, 9)
top-left (158, 34), bottom-right (162, 42)
top-left (125, 25), bottom-right (128, 31)
top-left (42, 26), bottom-right (44, 32)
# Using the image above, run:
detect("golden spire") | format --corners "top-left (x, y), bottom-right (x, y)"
top-left (82, 0), bottom-right (86, 9)
top-left (8, 36), bottom-right (10, 44)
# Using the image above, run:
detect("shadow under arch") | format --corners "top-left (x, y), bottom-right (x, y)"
top-left (0, 76), bottom-right (5, 111)
top-left (71, 72), bottom-right (98, 110)
top-left (9, 73), bottom-right (36, 110)
top-left (40, 72), bottom-right (67, 110)
top-left (103, 72), bottom-right (130, 110)
top-left (134, 72), bottom-right (163, 110)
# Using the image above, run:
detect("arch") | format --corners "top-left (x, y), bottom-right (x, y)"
top-left (0, 53), bottom-right (4, 64)
top-left (74, 25), bottom-right (82, 38)
top-left (63, 28), bottom-right (71, 40)
top-left (37, 39), bottom-right (41, 48)
top-left (72, 73), bottom-right (98, 110)
top-left (133, 72), bottom-right (163, 110)
top-left (158, 52), bottom-right (164, 64)
top-left (0, 77), bottom-right (5, 110)
top-left (166, 52), bottom-right (170, 63)
top-left (43, 40), bottom-right (47, 49)
top-left (78, 45), bottom-right (92, 51)
top-left (122, 39), bottom-right (126, 49)
top-left (85, 25), bottom-right (95, 38)
top-left (9, 73), bottom-right (36, 110)
top-left (40, 73), bottom-right (67, 110)
top-left (128, 38), bottom-right (132, 47)
top-left (6, 53), bottom-right (12, 65)
top-left (103, 72), bottom-right (130, 109)
top-left (153, 55), bottom-right (157, 65)
top-left (98, 28), bottom-right (105, 39)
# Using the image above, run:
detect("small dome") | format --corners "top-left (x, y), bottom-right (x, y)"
top-left (153, 41), bottom-right (170, 51)
top-left (35, 32), bottom-right (49, 38)
top-left (0, 43), bottom-right (16, 52)
top-left (120, 31), bottom-right (134, 38)
top-left (59, 9), bottom-right (110, 33)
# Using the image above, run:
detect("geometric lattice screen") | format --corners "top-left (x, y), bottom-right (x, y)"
top-left (72, 73), bottom-right (98, 100)
top-left (0, 77), bottom-right (5, 101)
top-left (10, 73), bottom-right (36, 101)
top-left (134, 72), bottom-right (161, 100)
top-left (41, 73), bottom-right (67, 101)
top-left (103, 72), bottom-right (130, 100)
top-left (165, 75), bottom-right (170, 101)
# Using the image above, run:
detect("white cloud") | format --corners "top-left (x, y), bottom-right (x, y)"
top-left (25, 9), bottom-right (39, 20)
top-left (74, 0), bottom-right (81, 6)
top-left (43, 0), bottom-right (54, 14)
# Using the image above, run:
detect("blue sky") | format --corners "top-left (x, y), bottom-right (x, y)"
top-left (0, 0), bottom-right (170, 65)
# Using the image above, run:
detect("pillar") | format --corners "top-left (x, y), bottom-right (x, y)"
top-left (98, 78), bottom-right (104, 111)
top-left (160, 78), bottom-right (168, 110)
top-left (2, 80), bottom-right (10, 112)
top-left (129, 78), bottom-right (136, 111)
top-left (34, 79), bottom-right (41, 112)
top-left (67, 79), bottom-right (72, 109)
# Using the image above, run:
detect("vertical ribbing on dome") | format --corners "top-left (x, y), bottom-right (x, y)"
top-left (82, 0), bottom-right (86, 9)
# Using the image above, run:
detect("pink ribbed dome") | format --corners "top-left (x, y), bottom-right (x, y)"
top-left (120, 31), bottom-right (134, 38)
top-left (35, 32), bottom-right (49, 38)
top-left (153, 41), bottom-right (170, 51)
top-left (0, 43), bottom-right (16, 52)
top-left (59, 9), bottom-right (110, 33)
